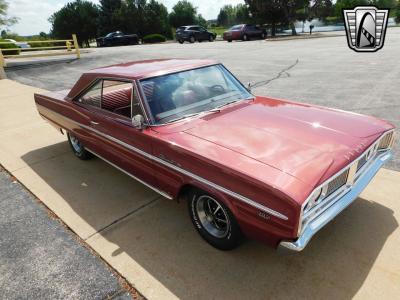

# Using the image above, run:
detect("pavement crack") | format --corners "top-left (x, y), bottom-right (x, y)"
top-left (85, 196), bottom-right (161, 240)
top-left (250, 59), bottom-right (299, 89)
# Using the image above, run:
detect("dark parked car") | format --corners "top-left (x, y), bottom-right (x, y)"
top-left (223, 24), bottom-right (267, 42)
top-left (176, 26), bottom-right (216, 43)
top-left (96, 31), bottom-right (139, 47)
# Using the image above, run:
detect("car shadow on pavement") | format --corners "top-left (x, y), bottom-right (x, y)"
top-left (22, 142), bottom-right (399, 299)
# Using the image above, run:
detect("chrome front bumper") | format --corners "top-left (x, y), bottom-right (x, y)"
top-left (278, 150), bottom-right (392, 252)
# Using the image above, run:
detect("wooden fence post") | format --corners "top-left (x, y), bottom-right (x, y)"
top-left (0, 49), bottom-right (6, 79)
top-left (72, 34), bottom-right (80, 59)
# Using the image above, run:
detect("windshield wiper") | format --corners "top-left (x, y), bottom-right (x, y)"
top-left (165, 112), bottom-right (202, 124)
top-left (209, 97), bottom-right (253, 112)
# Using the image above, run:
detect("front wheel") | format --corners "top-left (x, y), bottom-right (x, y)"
top-left (178, 39), bottom-right (184, 44)
top-left (67, 133), bottom-right (93, 160)
top-left (209, 35), bottom-right (214, 42)
top-left (188, 189), bottom-right (244, 250)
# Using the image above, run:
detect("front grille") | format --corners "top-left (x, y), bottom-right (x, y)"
top-left (379, 131), bottom-right (393, 149)
top-left (326, 169), bottom-right (349, 197)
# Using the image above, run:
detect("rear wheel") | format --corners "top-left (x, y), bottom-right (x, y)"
top-left (261, 32), bottom-right (266, 39)
top-left (67, 133), bottom-right (93, 160)
top-left (209, 35), bottom-right (214, 42)
top-left (188, 188), bottom-right (244, 250)
top-left (228, 39), bottom-right (232, 42)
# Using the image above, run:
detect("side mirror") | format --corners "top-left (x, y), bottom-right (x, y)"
top-left (132, 114), bottom-right (145, 129)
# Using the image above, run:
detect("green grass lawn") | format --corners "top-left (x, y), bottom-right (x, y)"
top-left (208, 27), bottom-right (229, 37)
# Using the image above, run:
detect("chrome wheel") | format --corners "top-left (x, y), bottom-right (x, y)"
top-left (69, 135), bottom-right (82, 153)
top-left (196, 195), bottom-right (230, 238)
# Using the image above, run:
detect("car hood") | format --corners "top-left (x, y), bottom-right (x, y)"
top-left (183, 96), bottom-right (391, 186)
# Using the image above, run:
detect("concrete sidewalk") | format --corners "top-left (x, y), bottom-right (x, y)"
top-left (0, 78), bottom-right (399, 299)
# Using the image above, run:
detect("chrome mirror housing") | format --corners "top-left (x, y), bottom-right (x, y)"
top-left (247, 82), bottom-right (252, 92)
top-left (132, 114), bottom-right (145, 129)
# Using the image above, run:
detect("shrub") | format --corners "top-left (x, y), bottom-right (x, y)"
top-left (0, 39), bottom-right (20, 55)
top-left (143, 34), bottom-right (167, 44)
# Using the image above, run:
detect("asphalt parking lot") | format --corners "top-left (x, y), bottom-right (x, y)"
top-left (1, 29), bottom-right (399, 299)
top-left (0, 167), bottom-right (133, 299)
top-left (5, 28), bottom-right (400, 170)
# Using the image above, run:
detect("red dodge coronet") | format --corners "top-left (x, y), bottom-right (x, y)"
top-left (34, 59), bottom-right (395, 252)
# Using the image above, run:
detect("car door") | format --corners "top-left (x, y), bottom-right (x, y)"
top-left (199, 27), bottom-right (209, 40)
top-left (73, 79), bottom-right (157, 187)
top-left (190, 26), bottom-right (201, 40)
top-left (245, 25), bottom-right (255, 38)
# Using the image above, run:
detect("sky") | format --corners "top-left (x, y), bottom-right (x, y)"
top-left (7, 0), bottom-right (244, 36)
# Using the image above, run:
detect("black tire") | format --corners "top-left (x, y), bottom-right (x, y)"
top-left (188, 188), bottom-right (244, 250)
top-left (189, 36), bottom-right (195, 43)
top-left (67, 133), bottom-right (93, 160)
top-left (261, 32), bottom-right (266, 39)
top-left (209, 35), bottom-right (214, 42)
top-left (228, 39), bottom-right (232, 42)
top-left (242, 34), bottom-right (248, 41)
top-left (178, 39), bottom-right (184, 44)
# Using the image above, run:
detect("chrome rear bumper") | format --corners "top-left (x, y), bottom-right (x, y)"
top-left (278, 150), bottom-right (392, 252)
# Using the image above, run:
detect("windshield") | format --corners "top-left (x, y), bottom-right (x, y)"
top-left (140, 64), bottom-right (252, 125)
top-left (229, 25), bottom-right (243, 31)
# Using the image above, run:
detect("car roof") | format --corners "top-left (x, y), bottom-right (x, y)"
top-left (67, 59), bottom-right (218, 98)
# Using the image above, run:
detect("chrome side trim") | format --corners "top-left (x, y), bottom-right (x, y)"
top-left (279, 150), bottom-right (392, 252)
top-left (85, 148), bottom-right (173, 200)
top-left (38, 104), bottom-right (288, 220)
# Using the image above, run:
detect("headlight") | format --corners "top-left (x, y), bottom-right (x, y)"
top-left (378, 131), bottom-right (395, 150)
top-left (303, 187), bottom-right (322, 213)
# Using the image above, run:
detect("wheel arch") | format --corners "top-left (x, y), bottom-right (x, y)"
top-left (176, 181), bottom-right (238, 215)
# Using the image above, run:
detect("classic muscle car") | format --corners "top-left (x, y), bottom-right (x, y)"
top-left (34, 59), bottom-right (395, 252)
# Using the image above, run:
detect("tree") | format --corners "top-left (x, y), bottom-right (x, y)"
top-left (217, 4), bottom-right (251, 27)
top-left (143, 0), bottom-right (171, 37)
top-left (217, 9), bottom-right (228, 26)
top-left (98, 0), bottom-right (123, 35)
top-left (396, 1), bottom-right (400, 24)
top-left (169, 0), bottom-right (197, 28)
top-left (245, 0), bottom-right (286, 36)
top-left (196, 14), bottom-right (207, 28)
top-left (0, 0), bottom-right (18, 29)
top-left (49, 0), bottom-right (99, 47)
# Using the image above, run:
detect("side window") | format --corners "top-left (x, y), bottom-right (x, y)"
top-left (102, 80), bottom-right (133, 118)
top-left (79, 80), bottom-right (102, 108)
top-left (78, 79), bottom-right (143, 119)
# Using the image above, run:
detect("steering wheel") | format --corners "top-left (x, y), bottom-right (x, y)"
top-left (210, 84), bottom-right (225, 94)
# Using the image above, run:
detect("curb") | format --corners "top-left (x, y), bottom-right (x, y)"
top-left (266, 33), bottom-right (344, 42)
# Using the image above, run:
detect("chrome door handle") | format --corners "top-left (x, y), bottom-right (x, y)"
top-left (90, 121), bottom-right (99, 126)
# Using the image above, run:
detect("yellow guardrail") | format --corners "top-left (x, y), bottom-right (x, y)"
top-left (0, 34), bottom-right (80, 69)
